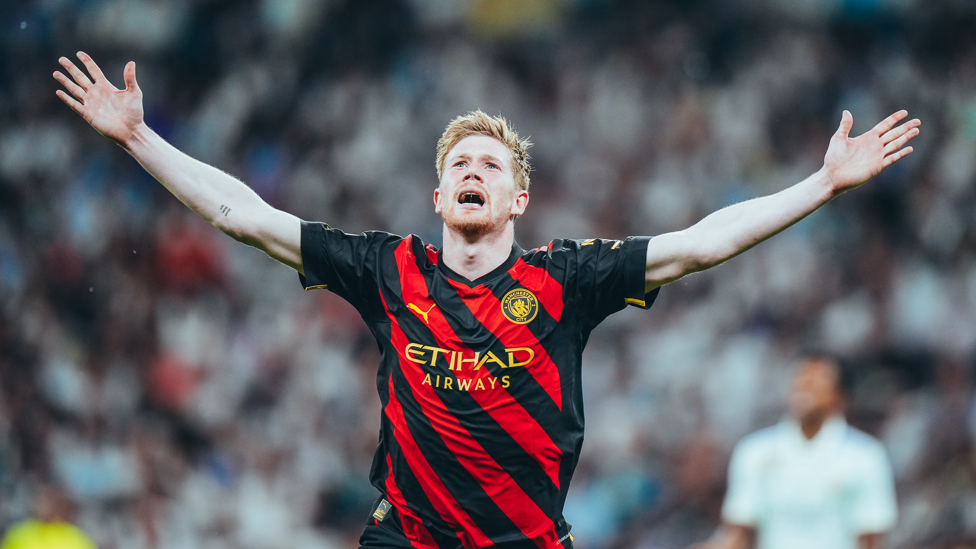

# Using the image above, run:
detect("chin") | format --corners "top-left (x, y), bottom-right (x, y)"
top-left (442, 207), bottom-right (497, 236)
top-left (445, 216), bottom-right (493, 237)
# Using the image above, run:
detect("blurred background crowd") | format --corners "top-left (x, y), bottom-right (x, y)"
top-left (1, 0), bottom-right (975, 547)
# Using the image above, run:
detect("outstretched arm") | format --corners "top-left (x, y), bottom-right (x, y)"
top-left (644, 110), bottom-right (920, 291)
top-left (54, 52), bottom-right (303, 273)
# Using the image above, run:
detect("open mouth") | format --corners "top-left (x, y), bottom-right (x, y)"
top-left (458, 191), bottom-right (485, 207)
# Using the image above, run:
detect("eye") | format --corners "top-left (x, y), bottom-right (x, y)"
top-left (486, 163), bottom-right (499, 170)
top-left (453, 160), bottom-right (467, 168)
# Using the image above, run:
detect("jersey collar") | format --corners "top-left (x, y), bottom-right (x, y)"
top-left (437, 242), bottom-right (523, 287)
top-left (780, 414), bottom-right (848, 451)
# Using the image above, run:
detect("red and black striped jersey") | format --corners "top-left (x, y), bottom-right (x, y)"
top-left (299, 221), bottom-right (659, 549)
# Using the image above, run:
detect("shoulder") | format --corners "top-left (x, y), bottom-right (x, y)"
top-left (737, 424), bottom-right (781, 451)
top-left (518, 238), bottom-right (624, 263)
top-left (302, 223), bottom-right (410, 251)
top-left (731, 425), bottom-right (781, 464)
top-left (841, 426), bottom-right (890, 462)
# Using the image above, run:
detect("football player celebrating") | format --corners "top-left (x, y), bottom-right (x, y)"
top-left (54, 52), bottom-right (919, 549)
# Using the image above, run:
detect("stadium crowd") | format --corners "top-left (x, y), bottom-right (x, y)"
top-left (1, 0), bottom-right (975, 547)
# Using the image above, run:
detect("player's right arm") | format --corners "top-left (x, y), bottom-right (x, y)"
top-left (54, 52), bottom-right (303, 273)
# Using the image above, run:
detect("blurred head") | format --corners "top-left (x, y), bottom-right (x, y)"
top-left (788, 357), bottom-right (844, 424)
top-left (434, 112), bottom-right (532, 237)
top-left (32, 483), bottom-right (73, 523)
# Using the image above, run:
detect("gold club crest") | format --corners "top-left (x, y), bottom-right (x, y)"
top-left (501, 288), bottom-right (538, 324)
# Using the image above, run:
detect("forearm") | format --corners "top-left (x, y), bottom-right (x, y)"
top-left (123, 123), bottom-right (302, 270)
top-left (646, 168), bottom-right (834, 288)
top-left (125, 123), bottom-right (263, 237)
top-left (686, 167), bottom-right (834, 267)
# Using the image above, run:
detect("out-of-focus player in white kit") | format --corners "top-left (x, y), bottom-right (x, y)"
top-left (692, 357), bottom-right (897, 549)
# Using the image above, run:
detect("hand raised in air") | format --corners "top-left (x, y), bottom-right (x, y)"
top-left (54, 51), bottom-right (144, 147)
top-left (823, 109), bottom-right (920, 196)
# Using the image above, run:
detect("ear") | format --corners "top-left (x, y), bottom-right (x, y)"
top-left (511, 190), bottom-right (529, 216)
top-left (433, 188), bottom-right (442, 213)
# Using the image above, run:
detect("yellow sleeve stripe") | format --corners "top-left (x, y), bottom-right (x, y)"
top-left (624, 297), bottom-right (645, 307)
top-left (304, 284), bottom-right (328, 291)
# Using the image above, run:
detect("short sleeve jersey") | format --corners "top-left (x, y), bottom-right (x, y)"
top-left (299, 221), bottom-right (658, 549)
top-left (722, 417), bottom-right (898, 549)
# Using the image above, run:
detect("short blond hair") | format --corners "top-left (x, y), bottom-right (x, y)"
top-left (436, 110), bottom-right (532, 191)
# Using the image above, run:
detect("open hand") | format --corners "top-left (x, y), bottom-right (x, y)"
top-left (823, 109), bottom-right (920, 195)
top-left (54, 52), bottom-right (144, 147)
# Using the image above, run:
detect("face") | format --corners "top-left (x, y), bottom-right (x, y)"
top-left (434, 135), bottom-right (528, 238)
top-left (788, 359), bottom-right (842, 422)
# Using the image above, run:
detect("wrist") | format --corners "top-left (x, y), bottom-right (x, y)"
top-left (122, 122), bottom-right (152, 152)
top-left (815, 165), bottom-right (842, 201)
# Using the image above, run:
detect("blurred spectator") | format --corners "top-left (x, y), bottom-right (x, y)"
top-left (0, 484), bottom-right (97, 549)
top-left (690, 357), bottom-right (897, 549)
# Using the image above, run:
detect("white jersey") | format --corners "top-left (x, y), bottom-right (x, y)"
top-left (721, 416), bottom-right (897, 549)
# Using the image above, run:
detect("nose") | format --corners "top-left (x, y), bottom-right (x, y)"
top-left (463, 166), bottom-right (482, 182)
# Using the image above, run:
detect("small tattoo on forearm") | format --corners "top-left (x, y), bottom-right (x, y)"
top-left (220, 205), bottom-right (231, 216)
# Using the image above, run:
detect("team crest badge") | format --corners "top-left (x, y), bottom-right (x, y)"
top-left (501, 288), bottom-right (539, 324)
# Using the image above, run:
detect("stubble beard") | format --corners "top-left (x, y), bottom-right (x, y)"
top-left (442, 191), bottom-right (504, 239)
top-left (443, 206), bottom-right (494, 238)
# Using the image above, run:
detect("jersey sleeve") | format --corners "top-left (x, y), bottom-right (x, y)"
top-left (298, 220), bottom-right (396, 316)
top-left (721, 436), bottom-right (763, 527)
top-left (572, 236), bottom-right (659, 326)
top-left (849, 442), bottom-right (898, 534)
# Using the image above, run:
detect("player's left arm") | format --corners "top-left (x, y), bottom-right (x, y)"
top-left (644, 110), bottom-right (920, 292)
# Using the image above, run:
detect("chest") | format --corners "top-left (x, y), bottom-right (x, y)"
top-left (391, 272), bottom-right (563, 342)
top-left (754, 444), bottom-right (863, 510)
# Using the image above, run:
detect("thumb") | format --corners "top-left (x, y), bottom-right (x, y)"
top-left (835, 110), bottom-right (853, 138)
top-left (123, 61), bottom-right (139, 91)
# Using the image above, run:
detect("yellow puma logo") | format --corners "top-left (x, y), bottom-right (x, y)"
top-left (407, 303), bottom-right (436, 324)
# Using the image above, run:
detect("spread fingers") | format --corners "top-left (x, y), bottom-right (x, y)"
top-left (880, 118), bottom-right (921, 145)
top-left (883, 127), bottom-right (920, 156)
top-left (59, 57), bottom-right (93, 90)
top-left (870, 110), bottom-right (908, 136)
top-left (77, 51), bottom-right (107, 83)
top-left (53, 71), bottom-right (86, 100)
top-left (55, 90), bottom-right (84, 115)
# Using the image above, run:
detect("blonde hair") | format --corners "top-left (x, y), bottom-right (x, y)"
top-left (436, 110), bottom-right (532, 191)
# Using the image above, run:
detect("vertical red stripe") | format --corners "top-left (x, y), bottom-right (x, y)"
top-left (383, 453), bottom-right (440, 549)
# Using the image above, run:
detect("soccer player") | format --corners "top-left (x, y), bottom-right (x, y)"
top-left (690, 357), bottom-right (897, 549)
top-left (53, 52), bottom-right (919, 549)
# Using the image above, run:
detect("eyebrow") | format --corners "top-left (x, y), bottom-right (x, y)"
top-left (451, 152), bottom-right (507, 167)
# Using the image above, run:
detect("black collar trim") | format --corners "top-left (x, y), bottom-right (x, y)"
top-left (437, 243), bottom-right (523, 287)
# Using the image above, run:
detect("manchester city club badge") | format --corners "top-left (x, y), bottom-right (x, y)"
top-left (500, 288), bottom-right (539, 324)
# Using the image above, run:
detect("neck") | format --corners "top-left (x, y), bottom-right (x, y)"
top-left (441, 222), bottom-right (515, 281)
top-left (798, 412), bottom-right (834, 440)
